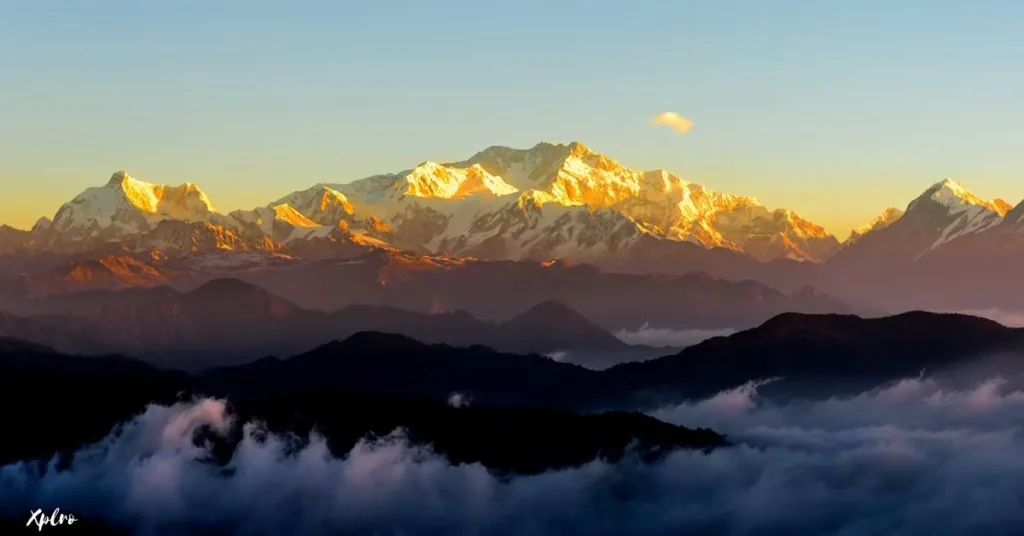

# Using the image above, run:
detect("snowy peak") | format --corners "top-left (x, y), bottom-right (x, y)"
top-left (770, 209), bottom-right (832, 239)
top-left (106, 170), bottom-right (131, 187)
top-left (924, 178), bottom-right (1017, 228)
top-left (566, 141), bottom-right (594, 158)
top-left (400, 162), bottom-right (519, 200)
top-left (836, 178), bottom-right (1009, 260)
top-left (926, 177), bottom-right (970, 201)
top-left (846, 207), bottom-right (904, 245)
top-left (270, 204), bottom-right (319, 227)
top-left (48, 171), bottom-right (225, 245)
top-left (334, 162), bottom-right (521, 205)
top-left (30, 144), bottom-right (845, 263)
top-left (308, 141), bottom-right (842, 262)
top-left (908, 178), bottom-right (1005, 249)
top-left (230, 204), bottom-right (328, 245)
top-left (917, 177), bottom-right (1006, 216)
top-left (272, 185), bottom-right (355, 225)
top-left (105, 171), bottom-right (215, 216)
top-left (992, 199), bottom-right (1012, 216)
top-left (457, 141), bottom-right (598, 191)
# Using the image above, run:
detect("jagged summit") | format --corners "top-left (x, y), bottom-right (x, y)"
top-left (270, 184), bottom-right (355, 226)
top-left (362, 140), bottom-right (839, 262)
top-left (270, 204), bottom-right (318, 227)
top-left (907, 178), bottom-right (1006, 250)
top-left (924, 177), bottom-right (971, 202)
top-left (566, 141), bottom-right (593, 157)
top-left (43, 171), bottom-right (226, 251)
top-left (929, 176), bottom-right (969, 192)
top-left (107, 170), bottom-right (132, 186)
top-left (916, 177), bottom-right (1007, 216)
top-left (399, 162), bottom-right (519, 200)
top-left (845, 207), bottom-right (904, 246)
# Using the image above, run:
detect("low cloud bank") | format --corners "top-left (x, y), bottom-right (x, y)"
top-left (4, 376), bottom-right (1024, 535)
top-left (614, 323), bottom-right (736, 348)
top-left (543, 350), bottom-right (569, 362)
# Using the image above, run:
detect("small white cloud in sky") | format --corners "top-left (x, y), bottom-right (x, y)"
top-left (651, 111), bottom-right (694, 134)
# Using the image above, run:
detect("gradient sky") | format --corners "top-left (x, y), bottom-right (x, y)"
top-left (2, 0), bottom-right (1022, 238)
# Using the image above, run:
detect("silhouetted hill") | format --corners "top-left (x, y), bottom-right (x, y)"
top-left (197, 312), bottom-right (1024, 411)
top-left (0, 339), bottom-right (188, 465)
top-left (494, 300), bottom-right (628, 353)
top-left (203, 331), bottom-right (595, 406)
top-left (572, 311), bottom-right (1024, 408)
top-left (0, 335), bottom-right (55, 354)
top-left (231, 393), bottom-right (725, 476)
top-left (0, 336), bottom-right (724, 475)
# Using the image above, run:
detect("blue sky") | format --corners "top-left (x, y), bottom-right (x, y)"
top-left (2, 0), bottom-right (1022, 237)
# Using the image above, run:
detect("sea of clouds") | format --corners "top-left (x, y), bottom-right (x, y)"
top-left (4, 374), bottom-right (1024, 535)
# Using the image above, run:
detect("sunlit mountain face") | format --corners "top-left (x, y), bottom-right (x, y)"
top-left (2, 141), bottom-right (1022, 321)
top-left (15, 143), bottom-right (848, 263)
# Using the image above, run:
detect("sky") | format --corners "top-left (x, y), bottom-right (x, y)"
top-left (1, 0), bottom-right (1022, 238)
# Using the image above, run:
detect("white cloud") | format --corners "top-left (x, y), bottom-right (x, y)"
top-left (614, 324), bottom-right (735, 348)
top-left (7, 374), bottom-right (1024, 534)
top-left (544, 351), bottom-right (569, 362)
top-left (651, 111), bottom-right (695, 134)
top-left (447, 392), bottom-right (472, 408)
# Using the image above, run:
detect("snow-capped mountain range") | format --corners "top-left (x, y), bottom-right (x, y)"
top-left (7, 142), bottom-right (1018, 269)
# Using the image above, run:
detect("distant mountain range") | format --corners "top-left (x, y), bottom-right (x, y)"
top-left (0, 274), bottom-right (849, 370)
top-left (210, 310), bottom-right (1022, 409)
top-left (1, 141), bottom-right (1021, 314)
top-left (4, 141), bottom-right (1015, 264)
top-left (2, 309), bottom-right (1018, 415)
top-left (7, 142), bottom-right (847, 262)
top-left (0, 249), bottom-right (853, 356)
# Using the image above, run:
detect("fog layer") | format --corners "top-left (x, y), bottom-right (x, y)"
top-left (4, 375), bottom-right (1024, 535)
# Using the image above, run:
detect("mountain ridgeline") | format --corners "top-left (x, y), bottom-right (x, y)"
top-left (0, 278), bottom-right (673, 369)
top-left (0, 253), bottom-right (854, 351)
top-left (2, 310), bottom-right (1021, 475)
top-left (1, 142), bottom-right (1021, 316)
